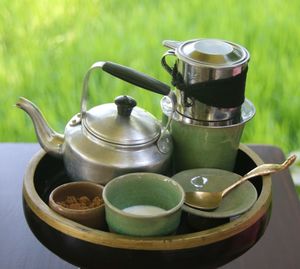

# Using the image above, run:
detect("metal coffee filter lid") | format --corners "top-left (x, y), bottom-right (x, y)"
top-left (178, 39), bottom-right (249, 67)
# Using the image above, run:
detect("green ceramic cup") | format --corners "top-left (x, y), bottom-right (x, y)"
top-left (162, 99), bottom-right (255, 172)
top-left (103, 172), bottom-right (185, 237)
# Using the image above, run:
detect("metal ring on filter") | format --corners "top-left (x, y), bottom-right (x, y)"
top-left (169, 99), bottom-right (255, 128)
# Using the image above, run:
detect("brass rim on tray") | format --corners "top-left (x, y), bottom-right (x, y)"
top-left (23, 144), bottom-right (272, 251)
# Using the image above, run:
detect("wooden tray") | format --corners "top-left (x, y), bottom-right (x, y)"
top-left (22, 144), bottom-right (272, 269)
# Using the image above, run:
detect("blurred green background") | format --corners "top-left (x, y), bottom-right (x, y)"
top-left (1, 0), bottom-right (300, 191)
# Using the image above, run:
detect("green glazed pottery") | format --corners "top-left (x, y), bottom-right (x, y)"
top-left (103, 172), bottom-right (185, 237)
top-left (172, 168), bottom-right (257, 218)
top-left (163, 99), bottom-right (255, 172)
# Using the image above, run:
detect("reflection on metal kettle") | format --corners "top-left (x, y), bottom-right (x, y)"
top-left (16, 61), bottom-right (176, 184)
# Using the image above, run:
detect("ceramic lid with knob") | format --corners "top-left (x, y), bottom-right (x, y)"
top-left (83, 95), bottom-right (161, 146)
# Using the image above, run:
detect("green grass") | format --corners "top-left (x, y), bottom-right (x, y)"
top-left (1, 0), bottom-right (300, 158)
top-left (296, 186), bottom-right (300, 200)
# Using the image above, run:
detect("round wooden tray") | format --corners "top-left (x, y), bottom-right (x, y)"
top-left (23, 144), bottom-right (272, 269)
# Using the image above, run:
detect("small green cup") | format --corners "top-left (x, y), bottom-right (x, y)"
top-left (103, 172), bottom-right (185, 237)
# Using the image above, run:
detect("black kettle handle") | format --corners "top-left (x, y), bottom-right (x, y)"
top-left (80, 61), bottom-right (174, 118)
top-left (102, 61), bottom-right (171, 96)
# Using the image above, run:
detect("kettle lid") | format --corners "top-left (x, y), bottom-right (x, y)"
top-left (83, 96), bottom-right (160, 145)
top-left (176, 39), bottom-right (249, 67)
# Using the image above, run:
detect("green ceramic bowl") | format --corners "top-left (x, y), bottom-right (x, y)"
top-left (103, 172), bottom-right (185, 237)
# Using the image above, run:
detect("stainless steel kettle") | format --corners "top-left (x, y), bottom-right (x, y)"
top-left (17, 61), bottom-right (176, 184)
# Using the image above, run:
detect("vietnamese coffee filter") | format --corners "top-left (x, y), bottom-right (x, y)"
top-left (162, 39), bottom-right (250, 122)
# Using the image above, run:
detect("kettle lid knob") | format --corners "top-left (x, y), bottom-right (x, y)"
top-left (114, 95), bottom-right (137, 117)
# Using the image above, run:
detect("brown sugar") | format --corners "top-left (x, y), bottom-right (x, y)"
top-left (57, 195), bottom-right (103, 210)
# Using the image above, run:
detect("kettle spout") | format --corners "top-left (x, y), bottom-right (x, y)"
top-left (16, 97), bottom-right (64, 158)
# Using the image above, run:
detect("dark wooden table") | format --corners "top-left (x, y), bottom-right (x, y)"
top-left (1, 143), bottom-right (300, 269)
